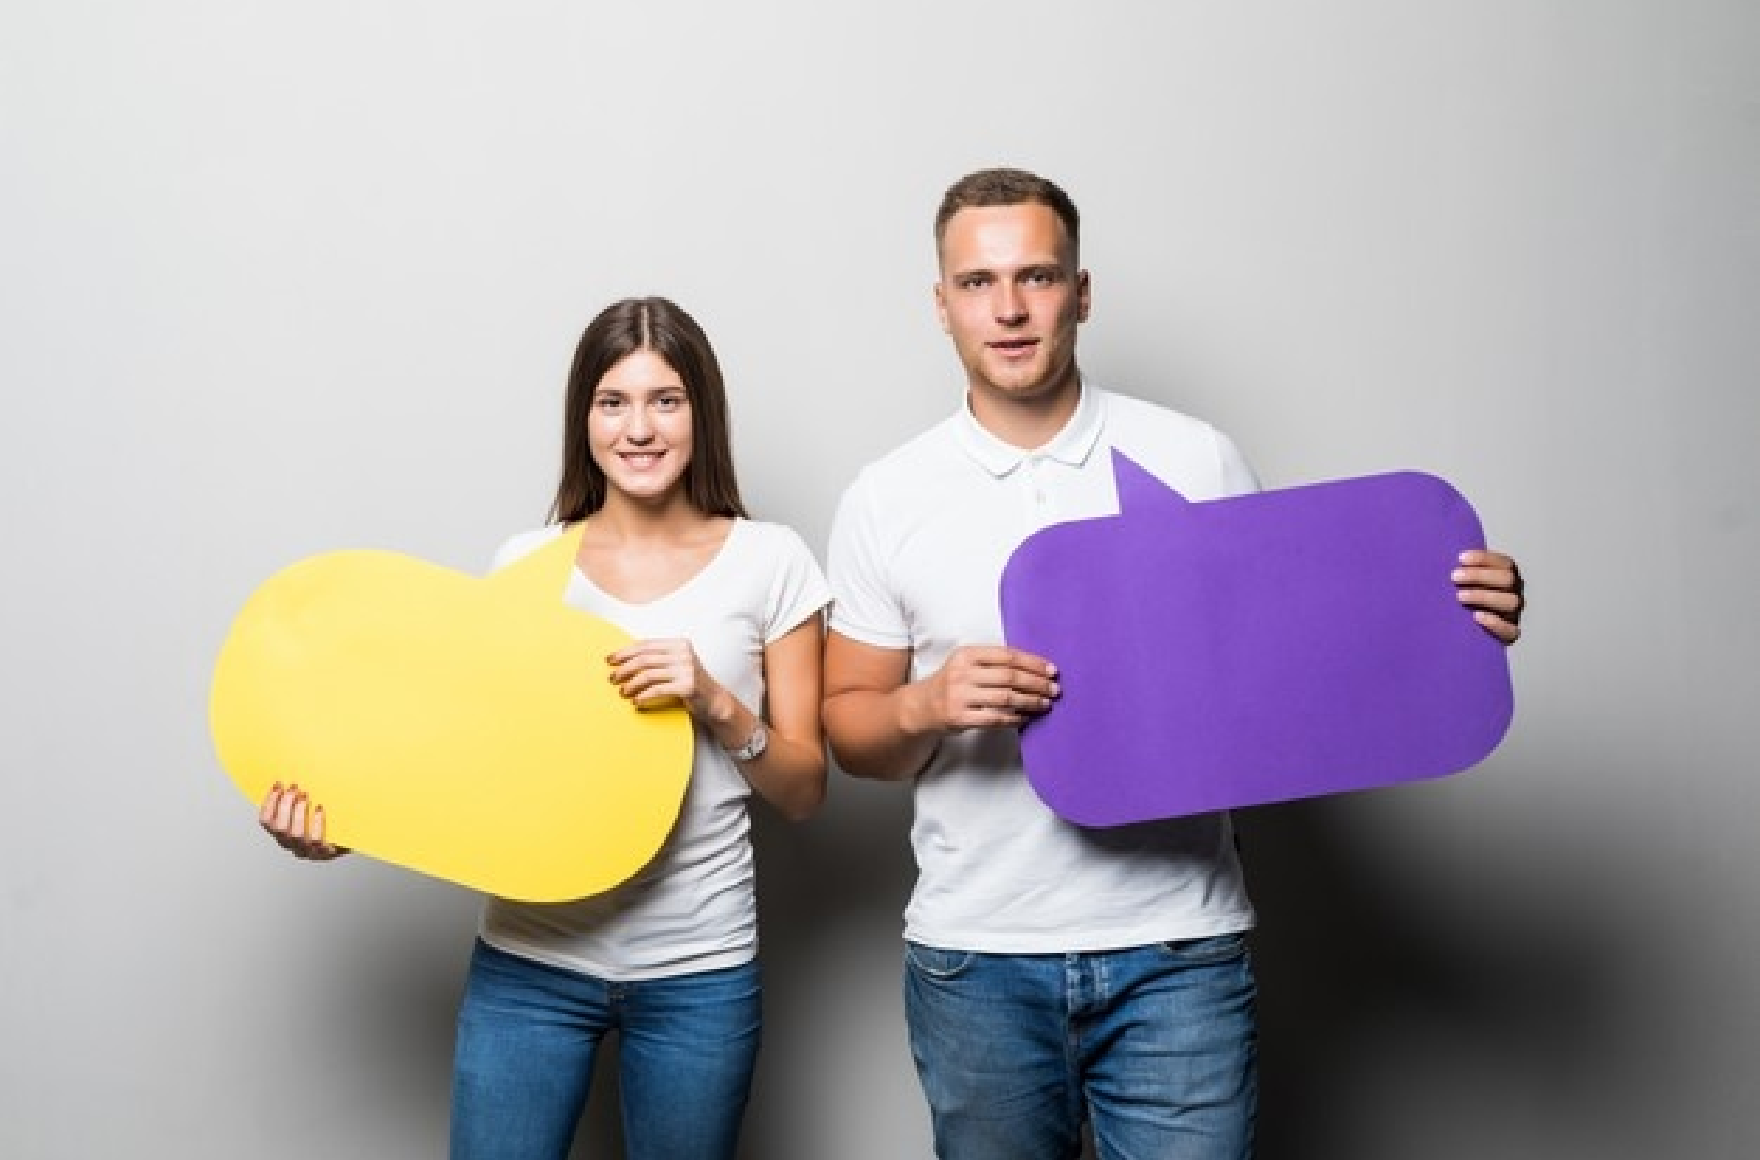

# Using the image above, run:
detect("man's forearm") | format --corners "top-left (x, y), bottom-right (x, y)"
top-left (824, 684), bottom-right (941, 782)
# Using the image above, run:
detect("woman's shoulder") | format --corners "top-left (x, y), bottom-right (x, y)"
top-left (732, 516), bottom-right (820, 561)
top-left (489, 524), bottom-right (566, 572)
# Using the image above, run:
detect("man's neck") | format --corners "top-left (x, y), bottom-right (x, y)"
top-left (968, 372), bottom-right (1083, 450)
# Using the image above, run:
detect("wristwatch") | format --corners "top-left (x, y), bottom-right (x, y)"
top-left (727, 720), bottom-right (769, 762)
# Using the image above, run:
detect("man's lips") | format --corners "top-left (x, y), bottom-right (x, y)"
top-left (989, 338), bottom-right (1039, 357)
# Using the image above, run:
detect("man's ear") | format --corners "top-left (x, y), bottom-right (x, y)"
top-left (1076, 269), bottom-right (1092, 323)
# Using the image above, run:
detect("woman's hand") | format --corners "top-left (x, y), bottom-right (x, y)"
top-left (259, 782), bottom-right (348, 861)
top-left (608, 628), bottom-right (827, 821)
top-left (606, 638), bottom-right (733, 723)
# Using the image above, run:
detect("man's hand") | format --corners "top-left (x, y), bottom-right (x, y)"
top-left (1454, 549), bottom-right (1525, 644)
top-left (909, 645), bottom-right (1061, 732)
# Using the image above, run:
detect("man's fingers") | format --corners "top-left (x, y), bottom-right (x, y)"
top-left (953, 657), bottom-right (1060, 696)
top-left (1453, 552), bottom-right (1524, 600)
top-left (1459, 587), bottom-right (1523, 614)
top-left (956, 706), bottom-right (1024, 729)
top-left (1474, 609), bottom-right (1522, 644)
top-left (1453, 567), bottom-right (1519, 593)
top-left (957, 644), bottom-right (1057, 679)
top-left (990, 686), bottom-right (1054, 712)
top-left (1453, 548), bottom-right (1525, 643)
top-left (1457, 548), bottom-right (1514, 569)
top-left (945, 683), bottom-right (1055, 729)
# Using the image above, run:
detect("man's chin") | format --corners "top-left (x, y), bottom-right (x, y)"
top-left (983, 371), bottom-right (1070, 403)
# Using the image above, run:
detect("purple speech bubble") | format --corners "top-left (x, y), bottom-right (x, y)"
top-left (999, 451), bottom-right (1513, 826)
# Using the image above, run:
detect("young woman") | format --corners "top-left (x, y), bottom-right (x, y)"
top-left (260, 296), bottom-right (829, 1160)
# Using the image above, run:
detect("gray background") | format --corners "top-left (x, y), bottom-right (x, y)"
top-left (5, 1), bottom-right (1756, 1156)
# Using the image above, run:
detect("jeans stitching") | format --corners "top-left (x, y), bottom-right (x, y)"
top-left (905, 942), bottom-right (974, 980)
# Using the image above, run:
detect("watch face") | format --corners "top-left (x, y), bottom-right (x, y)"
top-left (734, 722), bottom-right (768, 761)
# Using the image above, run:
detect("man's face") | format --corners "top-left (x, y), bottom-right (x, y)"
top-left (935, 201), bottom-right (1090, 409)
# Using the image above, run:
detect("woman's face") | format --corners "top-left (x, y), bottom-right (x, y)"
top-left (587, 349), bottom-right (694, 506)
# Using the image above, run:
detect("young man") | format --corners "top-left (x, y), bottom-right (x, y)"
top-left (822, 168), bottom-right (1525, 1160)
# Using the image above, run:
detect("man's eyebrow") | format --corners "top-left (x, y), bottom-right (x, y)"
top-left (946, 260), bottom-right (1064, 280)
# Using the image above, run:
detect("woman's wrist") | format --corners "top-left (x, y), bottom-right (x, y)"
top-left (724, 719), bottom-right (769, 763)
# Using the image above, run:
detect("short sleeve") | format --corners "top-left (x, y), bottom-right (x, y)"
top-left (1212, 427), bottom-right (1262, 498)
top-left (825, 471), bottom-right (912, 649)
top-left (760, 523), bottom-right (832, 645)
top-left (489, 525), bottom-right (564, 573)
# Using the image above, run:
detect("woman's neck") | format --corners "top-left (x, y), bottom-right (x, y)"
top-left (583, 492), bottom-right (720, 545)
top-left (574, 494), bottom-right (733, 604)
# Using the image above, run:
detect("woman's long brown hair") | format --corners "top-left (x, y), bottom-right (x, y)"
top-left (549, 297), bottom-right (747, 524)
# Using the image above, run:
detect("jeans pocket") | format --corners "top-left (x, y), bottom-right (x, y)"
top-left (905, 942), bottom-right (975, 980)
top-left (1157, 931), bottom-right (1250, 967)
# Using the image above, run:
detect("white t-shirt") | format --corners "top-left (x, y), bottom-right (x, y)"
top-left (828, 383), bottom-right (1260, 953)
top-left (479, 517), bottom-right (829, 980)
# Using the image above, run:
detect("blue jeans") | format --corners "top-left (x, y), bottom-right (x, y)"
top-left (450, 939), bottom-right (761, 1160)
top-left (904, 934), bottom-right (1258, 1160)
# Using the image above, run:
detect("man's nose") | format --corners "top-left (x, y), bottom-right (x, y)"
top-left (994, 283), bottom-right (1027, 324)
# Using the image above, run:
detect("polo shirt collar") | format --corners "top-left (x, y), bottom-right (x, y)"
top-left (955, 380), bottom-right (1106, 478)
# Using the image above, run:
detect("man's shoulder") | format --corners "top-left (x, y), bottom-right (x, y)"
top-left (1097, 386), bottom-right (1223, 439)
top-left (1094, 385), bottom-right (1257, 499)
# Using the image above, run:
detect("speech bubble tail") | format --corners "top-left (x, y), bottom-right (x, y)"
top-left (484, 524), bottom-right (584, 597)
top-left (1110, 449), bottom-right (1190, 514)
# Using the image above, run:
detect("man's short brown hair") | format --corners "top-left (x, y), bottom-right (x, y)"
top-left (934, 168), bottom-right (1081, 259)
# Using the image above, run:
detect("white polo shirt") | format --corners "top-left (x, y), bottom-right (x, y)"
top-left (828, 383), bottom-right (1260, 953)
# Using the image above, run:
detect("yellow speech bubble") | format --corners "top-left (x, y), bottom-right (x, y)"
top-left (210, 527), bottom-right (692, 902)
